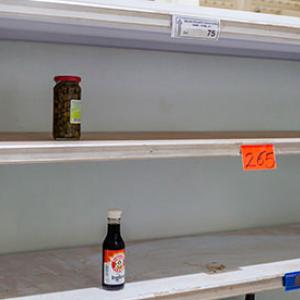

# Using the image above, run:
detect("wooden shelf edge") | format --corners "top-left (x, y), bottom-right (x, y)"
top-left (2, 131), bottom-right (300, 140)
top-left (0, 132), bottom-right (300, 164)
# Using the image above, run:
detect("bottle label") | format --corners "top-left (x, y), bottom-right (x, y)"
top-left (70, 100), bottom-right (81, 124)
top-left (104, 249), bottom-right (125, 285)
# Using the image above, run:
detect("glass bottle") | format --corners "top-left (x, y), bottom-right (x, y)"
top-left (53, 75), bottom-right (81, 140)
top-left (102, 209), bottom-right (125, 290)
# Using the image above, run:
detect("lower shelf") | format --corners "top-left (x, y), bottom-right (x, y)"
top-left (2, 224), bottom-right (300, 300)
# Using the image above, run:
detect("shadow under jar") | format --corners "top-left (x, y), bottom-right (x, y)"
top-left (53, 75), bottom-right (81, 140)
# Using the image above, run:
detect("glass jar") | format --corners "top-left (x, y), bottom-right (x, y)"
top-left (53, 75), bottom-right (81, 140)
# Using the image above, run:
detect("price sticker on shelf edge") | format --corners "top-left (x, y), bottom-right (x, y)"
top-left (241, 144), bottom-right (277, 171)
top-left (172, 15), bottom-right (220, 40)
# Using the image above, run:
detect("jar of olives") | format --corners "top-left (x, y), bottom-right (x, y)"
top-left (53, 75), bottom-right (81, 140)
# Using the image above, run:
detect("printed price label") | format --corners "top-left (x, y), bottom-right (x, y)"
top-left (172, 15), bottom-right (220, 40)
top-left (241, 144), bottom-right (277, 171)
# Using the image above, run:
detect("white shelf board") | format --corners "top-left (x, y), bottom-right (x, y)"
top-left (1, 0), bottom-right (300, 59)
top-left (2, 224), bottom-right (300, 300)
top-left (0, 132), bottom-right (300, 164)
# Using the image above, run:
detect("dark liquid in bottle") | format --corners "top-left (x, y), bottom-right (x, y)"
top-left (102, 220), bottom-right (125, 290)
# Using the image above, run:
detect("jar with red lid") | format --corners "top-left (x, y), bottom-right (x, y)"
top-left (53, 75), bottom-right (81, 140)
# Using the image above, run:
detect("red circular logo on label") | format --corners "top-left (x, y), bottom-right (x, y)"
top-left (112, 254), bottom-right (125, 273)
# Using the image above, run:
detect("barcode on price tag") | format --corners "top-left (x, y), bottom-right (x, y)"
top-left (241, 144), bottom-right (277, 171)
top-left (172, 15), bottom-right (220, 40)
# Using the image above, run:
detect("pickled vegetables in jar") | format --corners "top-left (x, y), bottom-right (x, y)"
top-left (53, 75), bottom-right (81, 140)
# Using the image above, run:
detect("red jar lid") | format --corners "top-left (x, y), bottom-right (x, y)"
top-left (54, 76), bottom-right (81, 83)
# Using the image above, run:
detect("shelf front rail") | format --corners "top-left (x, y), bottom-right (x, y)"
top-left (1, 0), bottom-right (300, 59)
top-left (0, 137), bottom-right (300, 164)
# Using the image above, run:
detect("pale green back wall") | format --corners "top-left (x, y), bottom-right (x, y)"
top-left (0, 41), bottom-right (299, 299)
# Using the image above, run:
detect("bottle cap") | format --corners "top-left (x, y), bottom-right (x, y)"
top-left (108, 209), bottom-right (122, 220)
top-left (54, 75), bottom-right (81, 83)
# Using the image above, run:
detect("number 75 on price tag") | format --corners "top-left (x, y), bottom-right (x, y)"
top-left (240, 144), bottom-right (277, 171)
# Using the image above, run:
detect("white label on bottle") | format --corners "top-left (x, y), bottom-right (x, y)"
top-left (104, 250), bottom-right (125, 285)
top-left (172, 15), bottom-right (220, 40)
top-left (70, 99), bottom-right (81, 124)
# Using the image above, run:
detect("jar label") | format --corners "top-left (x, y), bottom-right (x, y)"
top-left (70, 100), bottom-right (81, 124)
top-left (104, 249), bottom-right (125, 285)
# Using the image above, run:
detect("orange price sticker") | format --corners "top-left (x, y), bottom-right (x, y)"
top-left (241, 144), bottom-right (277, 171)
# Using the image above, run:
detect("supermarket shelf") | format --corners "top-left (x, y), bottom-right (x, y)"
top-left (0, 132), bottom-right (300, 164)
top-left (2, 224), bottom-right (300, 300)
top-left (1, 132), bottom-right (300, 164)
top-left (1, 0), bottom-right (300, 60)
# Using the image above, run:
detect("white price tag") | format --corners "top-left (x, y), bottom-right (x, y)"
top-left (172, 15), bottom-right (220, 40)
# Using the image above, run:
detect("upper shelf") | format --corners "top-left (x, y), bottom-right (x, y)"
top-left (2, 224), bottom-right (300, 300)
top-left (1, 132), bottom-right (300, 164)
top-left (1, 0), bottom-right (300, 60)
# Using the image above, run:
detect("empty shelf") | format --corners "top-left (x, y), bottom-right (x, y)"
top-left (2, 224), bottom-right (300, 300)
top-left (1, 0), bottom-right (300, 60)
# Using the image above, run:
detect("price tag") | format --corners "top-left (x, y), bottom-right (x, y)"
top-left (241, 144), bottom-right (277, 171)
top-left (172, 15), bottom-right (220, 40)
